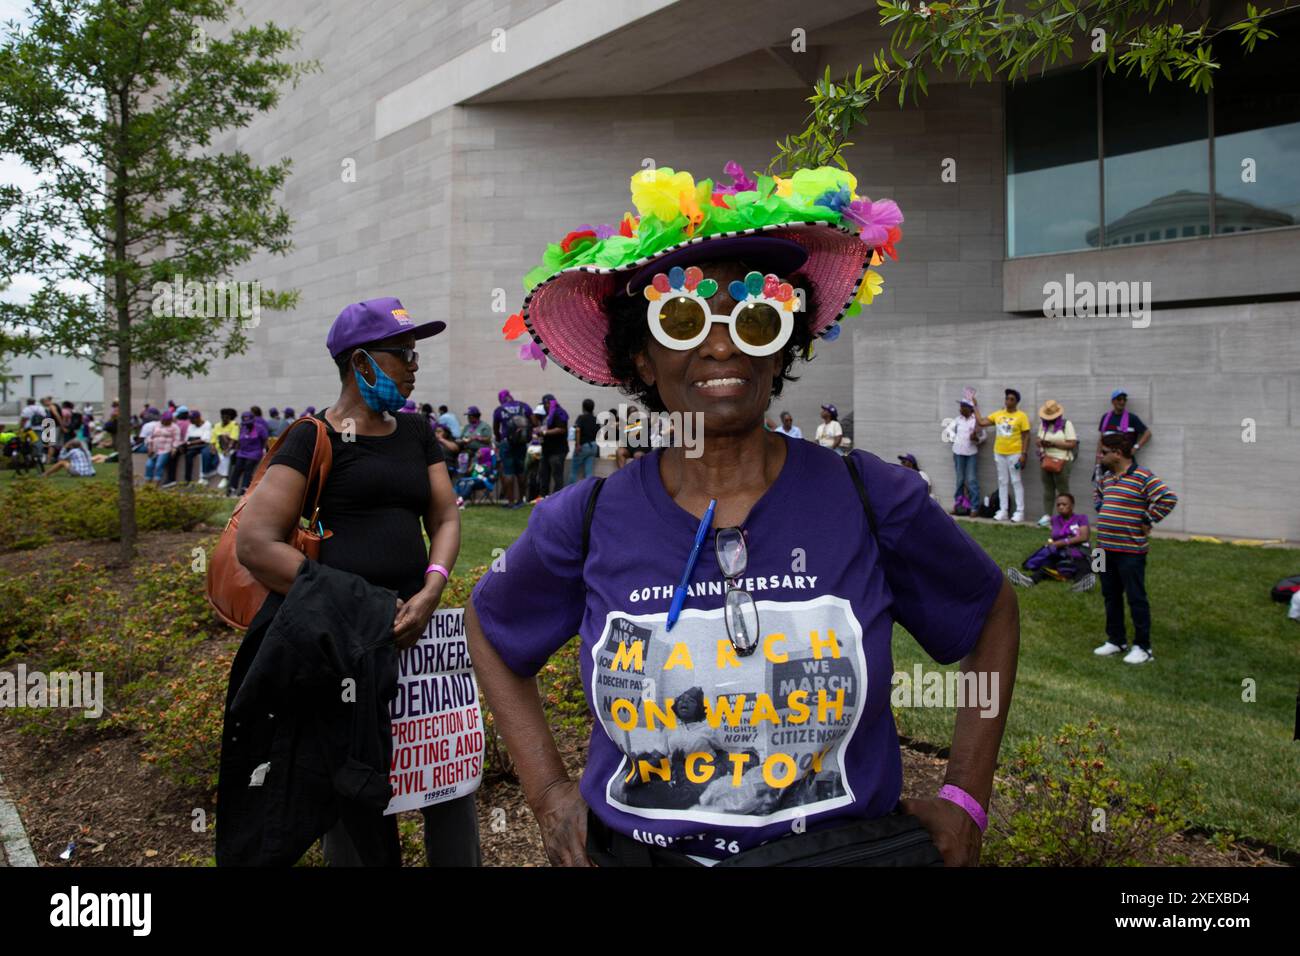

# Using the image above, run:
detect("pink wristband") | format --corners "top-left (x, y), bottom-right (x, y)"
top-left (425, 563), bottom-right (449, 582)
top-left (937, 784), bottom-right (987, 833)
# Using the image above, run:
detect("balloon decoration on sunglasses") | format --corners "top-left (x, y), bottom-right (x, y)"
top-left (642, 265), bottom-right (718, 302)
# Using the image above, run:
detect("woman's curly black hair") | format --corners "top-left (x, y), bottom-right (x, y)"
top-left (603, 261), bottom-right (820, 414)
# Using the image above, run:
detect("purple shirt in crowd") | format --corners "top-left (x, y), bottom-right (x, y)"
top-left (236, 420), bottom-right (269, 460)
top-left (472, 436), bottom-right (1002, 862)
top-left (492, 401), bottom-right (531, 443)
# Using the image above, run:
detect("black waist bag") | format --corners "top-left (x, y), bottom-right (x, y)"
top-left (588, 809), bottom-right (943, 868)
top-left (716, 812), bottom-right (943, 867)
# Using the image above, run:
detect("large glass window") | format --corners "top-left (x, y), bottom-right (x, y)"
top-left (1101, 73), bottom-right (1209, 248)
top-left (1006, 70), bottom-right (1099, 257)
top-left (1212, 21), bottom-right (1300, 235)
top-left (1005, 11), bottom-right (1299, 256)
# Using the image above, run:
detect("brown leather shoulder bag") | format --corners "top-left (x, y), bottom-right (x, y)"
top-left (206, 416), bottom-right (334, 629)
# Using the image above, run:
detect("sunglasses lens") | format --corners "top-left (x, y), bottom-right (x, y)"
top-left (657, 295), bottom-right (707, 343)
top-left (725, 589), bottom-right (759, 656)
top-left (715, 527), bottom-right (747, 578)
top-left (734, 302), bottom-right (782, 348)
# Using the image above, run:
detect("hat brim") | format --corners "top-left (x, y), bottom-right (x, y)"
top-left (1039, 407), bottom-right (1063, 420)
top-left (521, 222), bottom-right (873, 386)
top-left (412, 320), bottom-right (446, 340)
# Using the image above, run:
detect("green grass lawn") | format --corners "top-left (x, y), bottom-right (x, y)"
top-left (893, 521), bottom-right (1300, 855)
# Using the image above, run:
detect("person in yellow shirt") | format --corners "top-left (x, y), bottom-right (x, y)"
top-left (210, 407), bottom-right (240, 491)
top-left (975, 389), bottom-right (1030, 521)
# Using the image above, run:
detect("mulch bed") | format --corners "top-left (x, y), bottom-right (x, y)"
top-left (0, 530), bottom-right (1284, 868)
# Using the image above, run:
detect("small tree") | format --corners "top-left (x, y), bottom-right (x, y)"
top-left (770, 0), bottom-right (1293, 173)
top-left (0, 0), bottom-right (315, 560)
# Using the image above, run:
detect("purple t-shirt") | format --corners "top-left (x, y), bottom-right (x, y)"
top-left (471, 436), bottom-right (1002, 862)
top-left (1050, 512), bottom-right (1089, 561)
top-left (493, 401), bottom-right (531, 444)
top-left (236, 421), bottom-right (268, 460)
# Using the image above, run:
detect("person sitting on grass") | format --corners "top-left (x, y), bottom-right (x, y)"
top-left (1006, 493), bottom-right (1095, 591)
top-left (42, 438), bottom-right (96, 478)
top-left (454, 446), bottom-right (496, 505)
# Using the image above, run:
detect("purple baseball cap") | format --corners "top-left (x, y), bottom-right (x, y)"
top-left (466, 405), bottom-right (481, 417)
top-left (326, 296), bottom-right (445, 358)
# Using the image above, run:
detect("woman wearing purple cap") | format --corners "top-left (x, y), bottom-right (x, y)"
top-left (236, 296), bottom-right (476, 867)
top-left (469, 162), bottom-right (1018, 867)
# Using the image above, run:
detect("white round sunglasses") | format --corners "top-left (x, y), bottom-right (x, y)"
top-left (643, 267), bottom-right (801, 357)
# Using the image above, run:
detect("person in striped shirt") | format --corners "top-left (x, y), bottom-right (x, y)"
top-left (1092, 433), bottom-right (1178, 664)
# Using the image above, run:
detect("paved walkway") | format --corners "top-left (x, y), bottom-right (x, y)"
top-left (0, 769), bottom-right (37, 867)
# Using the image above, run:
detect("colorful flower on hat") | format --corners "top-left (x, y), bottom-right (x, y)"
top-left (789, 167), bottom-right (858, 204)
top-left (813, 185), bottom-right (852, 214)
top-left (879, 225), bottom-right (902, 261)
top-left (856, 269), bottom-right (884, 304)
top-left (630, 167), bottom-right (697, 223)
top-left (502, 312), bottom-right (526, 341)
top-left (559, 229), bottom-right (598, 254)
top-left (519, 339), bottom-right (547, 369)
top-left (680, 181), bottom-right (711, 237)
top-left (713, 160), bottom-right (757, 196)
top-left (843, 197), bottom-right (904, 246)
top-left (576, 223), bottom-right (617, 241)
top-left (618, 212), bottom-right (638, 238)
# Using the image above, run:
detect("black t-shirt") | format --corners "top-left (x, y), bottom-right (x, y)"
top-left (541, 411), bottom-right (569, 457)
top-left (575, 413), bottom-right (599, 445)
top-left (271, 412), bottom-right (443, 600)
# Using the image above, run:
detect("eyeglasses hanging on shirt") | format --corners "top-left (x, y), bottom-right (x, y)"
top-left (716, 526), bottom-right (759, 656)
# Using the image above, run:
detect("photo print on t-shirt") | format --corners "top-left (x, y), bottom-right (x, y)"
top-left (592, 596), bottom-right (866, 828)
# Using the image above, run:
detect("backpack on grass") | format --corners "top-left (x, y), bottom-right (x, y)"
top-left (1270, 575), bottom-right (1300, 604)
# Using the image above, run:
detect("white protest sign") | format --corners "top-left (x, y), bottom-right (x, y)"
top-left (385, 607), bottom-right (484, 815)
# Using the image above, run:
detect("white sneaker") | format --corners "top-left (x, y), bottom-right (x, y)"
top-left (1011, 512), bottom-right (1025, 523)
top-left (1037, 514), bottom-right (1051, 527)
top-left (217, 478), bottom-right (228, 490)
top-left (994, 510), bottom-right (1008, 521)
top-left (1123, 646), bottom-right (1153, 664)
top-left (1093, 641), bottom-right (1125, 656)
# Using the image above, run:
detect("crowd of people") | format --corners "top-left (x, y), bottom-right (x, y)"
top-left (2, 396), bottom-right (122, 478)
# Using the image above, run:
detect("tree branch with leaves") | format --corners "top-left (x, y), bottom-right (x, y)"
top-left (770, 0), bottom-right (1292, 174)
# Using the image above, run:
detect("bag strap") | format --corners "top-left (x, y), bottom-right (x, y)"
top-left (842, 452), bottom-right (879, 539)
top-left (229, 417), bottom-right (334, 525)
top-left (581, 477), bottom-right (607, 562)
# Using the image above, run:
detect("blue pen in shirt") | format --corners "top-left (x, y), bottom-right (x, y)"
top-left (666, 498), bottom-right (716, 633)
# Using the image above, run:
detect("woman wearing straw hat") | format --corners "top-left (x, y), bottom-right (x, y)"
top-left (468, 162), bottom-right (1019, 867)
top-left (1035, 399), bottom-right (1078, 528)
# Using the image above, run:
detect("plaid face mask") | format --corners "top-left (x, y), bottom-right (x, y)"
top-left (355, 351), bottom-right (407, 413)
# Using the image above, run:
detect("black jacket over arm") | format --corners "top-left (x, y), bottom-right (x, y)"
top-left (216, 560), bottom-right (398, 866)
